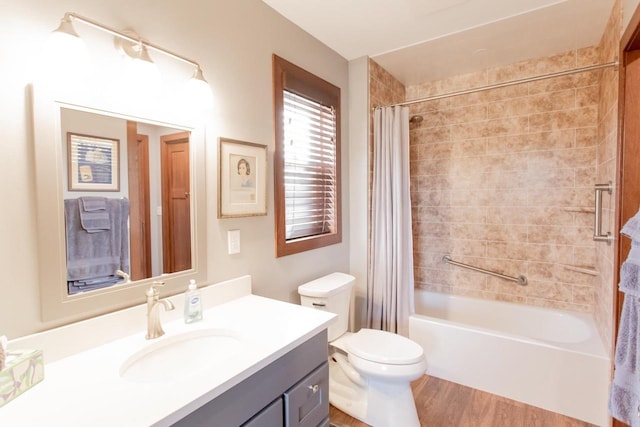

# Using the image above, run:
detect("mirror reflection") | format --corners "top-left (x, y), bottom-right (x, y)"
top-left (61, 108), bottom-right (192, 295)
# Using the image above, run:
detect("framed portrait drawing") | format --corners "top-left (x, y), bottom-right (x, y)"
top-left (67, 132), bottom-right (119, 191)
top-left (218, 137), bottom-right (267, 218)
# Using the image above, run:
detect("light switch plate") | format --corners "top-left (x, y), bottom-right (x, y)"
top-left (228, 229), bottom-right (240, 254)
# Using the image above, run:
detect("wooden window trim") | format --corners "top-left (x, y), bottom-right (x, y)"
top-left (272, 54), bottom-right (342, 257)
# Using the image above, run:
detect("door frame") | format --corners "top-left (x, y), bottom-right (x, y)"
top-left (613, 4), bottom-right (640, 427)
top-left (126, 122), bottom-right (152, 280)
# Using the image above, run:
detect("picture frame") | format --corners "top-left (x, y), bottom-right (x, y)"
top-left (218, 137), bottom-right (267, 218)
top-left (67, 132), bottom-right (119, 192)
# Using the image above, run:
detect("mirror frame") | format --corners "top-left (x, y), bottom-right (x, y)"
top-left (31, 83), bottom-right (207, 324)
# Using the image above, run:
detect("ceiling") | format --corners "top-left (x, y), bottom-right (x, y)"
top-left (261, 0), bottom-right (616, 86)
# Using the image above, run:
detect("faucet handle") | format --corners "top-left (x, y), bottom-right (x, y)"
top-left (146, 281), bottom-right (166, 298)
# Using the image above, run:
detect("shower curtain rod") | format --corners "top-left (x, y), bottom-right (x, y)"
top-left (374, 61), bottom-right (618, 109)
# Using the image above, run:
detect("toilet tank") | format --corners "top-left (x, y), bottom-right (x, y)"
top-left (298, 272), bottom-right (355, 341)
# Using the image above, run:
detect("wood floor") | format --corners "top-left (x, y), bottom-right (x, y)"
top-left (328, 375), bottom-right (597, 427)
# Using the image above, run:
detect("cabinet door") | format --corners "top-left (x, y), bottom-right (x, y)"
top-left (242, 397), bottom-right (284, 427)
top-left (284, 362), bottom-right (329, 427)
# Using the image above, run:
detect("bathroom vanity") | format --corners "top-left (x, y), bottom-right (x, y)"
top-left (175, 332), bottom-right (329, 426)
top-left (0, 276), bottom-right (334, 426)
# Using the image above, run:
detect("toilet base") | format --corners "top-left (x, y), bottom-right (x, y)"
top-left (365, 379), bottom-right (421, 427)
top-left (328, 355), bottom-right (422, 427)
top-left (328, 355), bottom-right (368, 421)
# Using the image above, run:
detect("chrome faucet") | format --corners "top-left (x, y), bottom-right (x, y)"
top-left (145, 282), bottom-right (175, 340)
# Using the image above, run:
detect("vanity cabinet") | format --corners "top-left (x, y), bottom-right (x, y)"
top-left (172, 330), bottom-right (329, 427)
top-left (243, 397), bottom-right (283, 426)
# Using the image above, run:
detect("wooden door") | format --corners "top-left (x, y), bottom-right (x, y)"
top-left (161, 131), bottom-right (191, 273)
top-left (613, 5), bottom-right (640, 427)
top-left (126, 121), bottom-right (152, 280)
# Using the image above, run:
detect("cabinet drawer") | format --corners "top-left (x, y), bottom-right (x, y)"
top-left (242, 397), bottom-right (283, 427)
top-left (284, 362), bottom-right (329, 427)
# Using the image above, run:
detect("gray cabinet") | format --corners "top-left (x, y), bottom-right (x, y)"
top-left (243, 397), bottom-right (284, 427)
top-left (172, 330), bottom-right (329, 427)
top-left (284, 362), bottom-right (328, 427)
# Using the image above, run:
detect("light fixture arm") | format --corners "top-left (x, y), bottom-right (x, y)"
top-left (63, 12), bottom-right (202, 70)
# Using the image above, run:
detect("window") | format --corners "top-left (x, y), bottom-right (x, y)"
top-left (272, 55), bottom-right (341, 257)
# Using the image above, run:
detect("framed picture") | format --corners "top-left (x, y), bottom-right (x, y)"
top-left (218, 137), bottom-right (267, 218)
top-left (67, 133), bottom-right (119, 192)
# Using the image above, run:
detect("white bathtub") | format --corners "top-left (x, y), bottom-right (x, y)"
top-left (409, 290), bottom-right (611, 426)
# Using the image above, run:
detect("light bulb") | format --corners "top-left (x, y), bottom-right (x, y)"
top-left (122, 45), bottom-right (162, 101)
top-left (39, 16), bottom-right (91, 86)
top-left (186, 66), bottom-right (214, 110)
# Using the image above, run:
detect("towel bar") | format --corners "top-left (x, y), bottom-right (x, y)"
top-left (442, 256), bottom-right (527, 286)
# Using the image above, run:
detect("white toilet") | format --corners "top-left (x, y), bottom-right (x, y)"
top-left (298, 272), bottom-right (426, 427)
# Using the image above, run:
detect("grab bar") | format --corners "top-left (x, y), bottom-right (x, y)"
top-left (593, 181), bottom-right (614, 243)
top-left (442, 256), bottom-right (527, 286)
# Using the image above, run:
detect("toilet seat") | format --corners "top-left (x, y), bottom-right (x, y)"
top-left (345, 328), bottom-right (424, 365)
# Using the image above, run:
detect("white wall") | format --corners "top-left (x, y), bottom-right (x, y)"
top-left (0, 0), bottom-right (350, 338)
top-left (348, 57), bottom-right (369, 331)
top-left (625, 0), bottom-right (640, 30)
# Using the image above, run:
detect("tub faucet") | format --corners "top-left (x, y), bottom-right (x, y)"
top-left (145, 282), bottom-right (175, 340)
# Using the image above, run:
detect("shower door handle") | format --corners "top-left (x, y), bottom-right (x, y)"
top-left (593, 181), bottom-right (614, 243)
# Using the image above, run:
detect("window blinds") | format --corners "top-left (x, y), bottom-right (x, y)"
top-left (283, 90), bottom-right (337, 240)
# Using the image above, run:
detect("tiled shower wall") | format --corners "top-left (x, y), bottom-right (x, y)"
top-left (369, 61), bottom-right (406, 108)
top-left (368, 59), bottom-right (406, 252)
top-left (405, 48), bottom-right (602, 313)
top-left (368, 2), bottom-right (621, 352)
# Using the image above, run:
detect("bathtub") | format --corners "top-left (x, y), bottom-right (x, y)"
top-left (409, 290), bottom-right (611, 426)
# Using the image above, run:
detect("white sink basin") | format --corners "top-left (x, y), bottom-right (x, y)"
top-left (120, 328), bottom-right (242, 383)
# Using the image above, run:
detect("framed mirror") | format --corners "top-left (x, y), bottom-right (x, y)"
top-left (32, 84), bottom-right (207, 324)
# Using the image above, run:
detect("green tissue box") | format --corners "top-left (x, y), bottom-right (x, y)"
top-left (0, 349), bottom-right (44, 407)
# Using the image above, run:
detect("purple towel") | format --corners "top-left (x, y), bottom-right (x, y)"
top-left (79, 197), bottom-right (110, 233)
top-left (80, 197), bottom-right (107, 212)
top-left (64, 198), bottom-right (130, 293)
top-left (609, 211), bottom-right (640, 427)
top-left (622, 209), bottom-right (640, 242)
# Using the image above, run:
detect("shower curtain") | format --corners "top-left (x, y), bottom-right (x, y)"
top-left (367, 106), bottom-right (414, 336)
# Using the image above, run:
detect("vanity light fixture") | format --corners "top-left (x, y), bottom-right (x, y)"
top-left (116, 34), bottom-right (156, 65)
top-left (114, 30), bottom-right (162, 94)
top-left (191, 65), bottom-right (209, 86)
top-left (50, 12), bottom-right (213, 107)
top-left (186, 65), bottom-right (215, 109)
top-left (46, 13), bottom-right (89, 69)
top-left (52, 14), bottom-right (81, 39)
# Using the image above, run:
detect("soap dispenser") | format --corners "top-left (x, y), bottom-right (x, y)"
top-left (184, 279), bottom-right (203, 324)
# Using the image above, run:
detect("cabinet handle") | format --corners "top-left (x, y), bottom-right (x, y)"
top-left (308, 384), bottom-right (319, 394)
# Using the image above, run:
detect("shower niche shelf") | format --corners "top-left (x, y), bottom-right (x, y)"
top-left (562, 207), bottom-right (595, 213)
top-left (562, 264), bottom-right (598, 276)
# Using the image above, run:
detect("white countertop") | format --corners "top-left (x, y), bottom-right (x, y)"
top-left (0, 279), bottom-right (335, 426)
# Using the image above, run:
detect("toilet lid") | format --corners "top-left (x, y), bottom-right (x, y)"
top-left (345, 329), bottom-right (424, 365)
